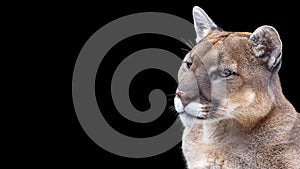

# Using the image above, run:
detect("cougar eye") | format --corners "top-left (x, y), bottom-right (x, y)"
top-left (185, 61), bottom-right (192, 69)
top-left (219, 69), bottom-right (235, 78)
top-left (183, 54), bottom-right (192, 69)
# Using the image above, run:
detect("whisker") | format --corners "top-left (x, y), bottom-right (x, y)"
top-left (167, 106), bottom-right (179, 116)
top-left (180, 48), bottom-right (190, 54)
top-left (168, 105), bottom-right (177, 111)
top-left (188, 39), bottom-right (196, 48)
top-left (175, 117), bottom-right (184, 129)
top-left (181, 48), bottom-right (190, 52)
top-left (181, 38), bottom-right (194, 49)
top-left (166, 93), bottom-right (176, 97)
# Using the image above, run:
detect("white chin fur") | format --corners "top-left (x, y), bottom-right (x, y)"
top-left (175, 99), bottom-right (209, 127)
top-left (174, 96), bottom-right (184, 113)
top-left (179, 113), bottom-right (196, 127)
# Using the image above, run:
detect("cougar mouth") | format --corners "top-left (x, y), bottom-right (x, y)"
top-left (174, 95), bottom-right (219, 127)
top-left (185, 113), bottom-right (209, 120)
top-left (183, 102), bottom-right (211, 120)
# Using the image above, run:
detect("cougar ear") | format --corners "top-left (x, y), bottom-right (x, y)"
top-left (249, 26), bottom-right (282, 71)
top-left (193, 6), bottom-right (221, 43)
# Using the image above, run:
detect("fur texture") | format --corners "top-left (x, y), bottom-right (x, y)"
top-left (174, 6), bottom-right (300, 169)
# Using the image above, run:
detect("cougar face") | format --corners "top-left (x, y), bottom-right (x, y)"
top-left (175, 6), bottom-right (299, 169)
top-left (174, 7), bottom-right (281, 128)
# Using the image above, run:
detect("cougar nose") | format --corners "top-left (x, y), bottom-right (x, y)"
top-left (176, 90), bottom-right (191, 106)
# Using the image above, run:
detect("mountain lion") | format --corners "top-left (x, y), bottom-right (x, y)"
top-left (174, 6), bottom-right (300, 169)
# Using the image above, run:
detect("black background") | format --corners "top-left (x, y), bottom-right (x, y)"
top-left (27, 0), bottom-right (298, 168)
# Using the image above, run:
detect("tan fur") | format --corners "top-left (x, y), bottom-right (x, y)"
top-left (176, 8), bottom-right (300, 168)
